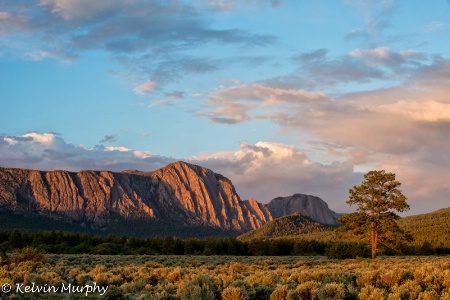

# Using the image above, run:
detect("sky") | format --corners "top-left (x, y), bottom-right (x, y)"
top-left (1, 0), bottom-right (449, 215)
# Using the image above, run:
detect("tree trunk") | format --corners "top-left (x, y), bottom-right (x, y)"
top-left (371, 222), bottom-right (377, 259)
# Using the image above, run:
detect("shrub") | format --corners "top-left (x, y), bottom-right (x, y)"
top-left (221, 286), bottom-right (249, 300)
top-left (345, 283), bottom-right (359, 300)
top-left (166, 267), bottom-right (182, 283)
top-left (246, 274), bottom-right (275, 288)
top-left (390, 280), bottom-right (422, 300)
top-left (178, 275), bottom-right (218, 300)
top-left (252, 285), bottom-right (274, 300)
top-left (380, 268), bottom-right (403, 288)
top-left (417, 290), bottom-right (439, 300)
top-left (295, 280), bottom-right (320, 300)
top-left (441, 290), bottom-right (450, 300)
top-left (286, 289), bottom-right (298, 300)
top-left (316, 282), bottom-right (345, 300)
top-left (231, 279), bottom-right (253, 296)
top-left (101, 285), bottom-right (128, 300)
top-left (270, 285), bottom-right (288, 300)
top-left (359, 285), bottom-right (386, 300)
top-left (10, 247), bottom-right (46, 264)
top-left (356, 271), bottom-right (379, 288)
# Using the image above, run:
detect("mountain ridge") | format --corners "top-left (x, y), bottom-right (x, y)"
top-left (0, 161), bottom-right (339, 237)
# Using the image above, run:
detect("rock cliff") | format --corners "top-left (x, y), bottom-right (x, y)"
top-left (265, 194), bottom-right (341, 225)
top-left (0, 162), bottom-right (341, 236)
top-left (0, 161), bottom-right (272, 233)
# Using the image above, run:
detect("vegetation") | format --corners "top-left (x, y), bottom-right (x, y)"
top-left (238, 208), bottom-right (450, 256)
top-left (0, 230), bottom-right (331, 256)
top-left (1, 254), bottom-right (450, 299)
top-left (1, 227), bottom-right (449, 261)
top-left (337, 170), bottom-right (410, 259)
top-left (238, 213), bottom-right (335, 240)
top-left (0, 210), bottom-right (240, 238)
top-left (398, 208), bottom-right (450, 249)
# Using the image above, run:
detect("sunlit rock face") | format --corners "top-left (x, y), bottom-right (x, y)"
top-left (0, 161), bottom-right (272, 232)
top-left (0, 161), bottom-right (340, 235)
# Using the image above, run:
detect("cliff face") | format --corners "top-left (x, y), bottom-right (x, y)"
top-left (265, 194), bottom-right (341, 225)
top-left (0, 162), bottom-right (342, 236)
top-left (147, 161), bottom-right (272, 231)
top-left (0, 161), bottom-right (272, 232)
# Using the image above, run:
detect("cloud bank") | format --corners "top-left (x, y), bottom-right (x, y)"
top-left (192, 55), bottom-right (450, 214)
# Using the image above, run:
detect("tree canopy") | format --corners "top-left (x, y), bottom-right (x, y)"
top-left (337, 170), bottom-right (410, 259)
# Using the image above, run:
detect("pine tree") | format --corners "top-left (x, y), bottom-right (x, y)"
top-left (337, 170), bottom-right (410, 259)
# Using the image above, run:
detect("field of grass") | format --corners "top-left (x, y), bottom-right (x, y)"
top-left (1, 254), bottom-right (450, 299)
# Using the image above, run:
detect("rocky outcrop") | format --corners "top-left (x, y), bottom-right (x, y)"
top-left (0, 161), bottom-right (272, 233)
top-left (265, 194), bottom-right (341, 225)
top-left (0, 162), bottom-right (342, 236)
top-left (147, 161), bottom-right (272, 231)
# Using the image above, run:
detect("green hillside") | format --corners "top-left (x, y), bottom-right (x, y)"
top-left (240, 208), bottom-right (450, 251)
top-left (239, 213), bottom-right (335, 240)
top-left (398, 207), bottom-right (450, 248)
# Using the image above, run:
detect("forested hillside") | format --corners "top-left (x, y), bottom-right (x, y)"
top-left (239, 208), bottom-right (450, 255)
top-left (398, 208), bottom-right (450, 248)
top-left (239, 213), bottom-right (334, 240)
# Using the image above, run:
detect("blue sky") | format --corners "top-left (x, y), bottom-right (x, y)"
top-left (1, 0), bottom-right (450, 214)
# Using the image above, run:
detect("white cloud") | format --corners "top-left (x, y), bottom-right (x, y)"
top-left (349, 47), bottom-right (423, 66)
top-left (199, 82), bottom-right (328, 124)
top-left (23, 132), bottom-right (57, 145)
top-left (0, 133), bottom-right (174, 172)
top-left (208, 0), bottom-right (282, 11)
top-left (133, 150), bottom-right (152, 159)
top-left (38, 0), bottom-right (132, 21)
top-left (134, 80), bottom-right (158, 96)
top-left (379, 100), bottom-right (450, 122)
top-left (104, 146), bottom-right (132, 152)
top-left (209, 83), bottom-right (327, 105)
top-left (190, 141), bottom-right (361, 211)
top-left (208, 0), bottom-right (237, 11)
top-left (147, 100), bottom-right (169, 108)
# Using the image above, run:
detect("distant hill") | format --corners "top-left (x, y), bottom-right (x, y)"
top-left (398, 208), bottom-right (450, 248)
top-left (239, 213), bottom-right (335, 240)
top-left (239, 208), bottom-right (450, 252)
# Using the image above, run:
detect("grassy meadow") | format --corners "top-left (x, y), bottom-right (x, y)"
top-left (1, 254), bottom-right (450, 299)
